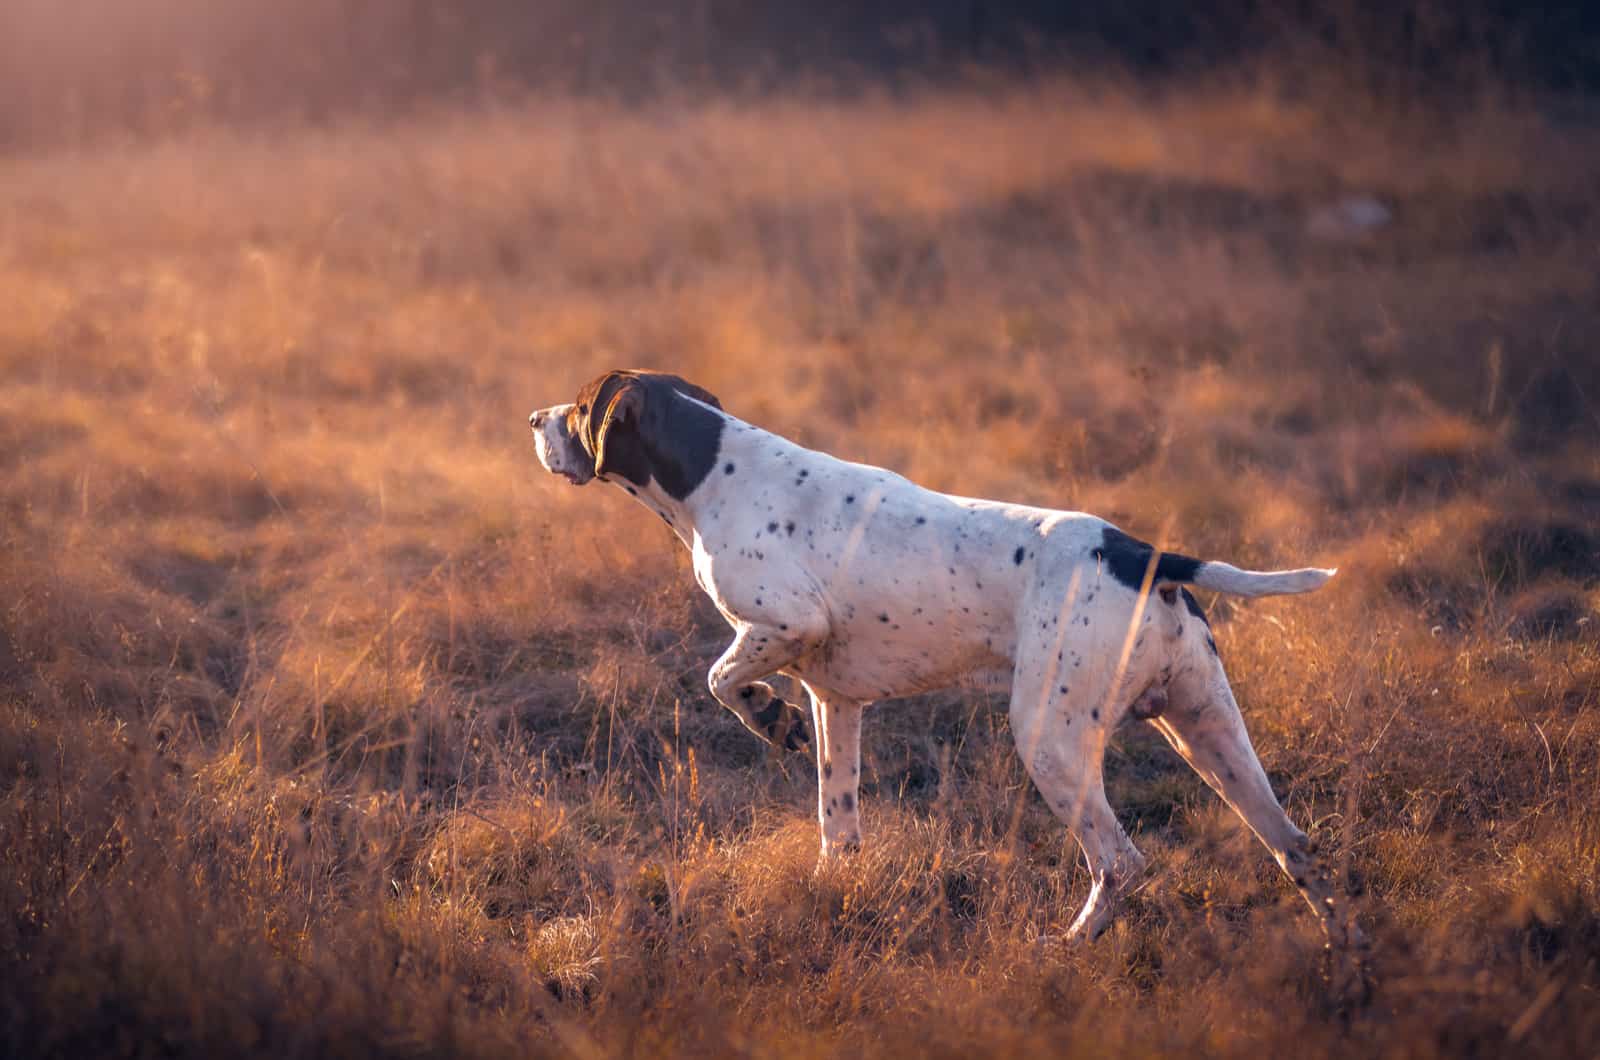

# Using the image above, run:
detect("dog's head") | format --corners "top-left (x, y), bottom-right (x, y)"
top-left (529, 370), bottom-right (724, 499)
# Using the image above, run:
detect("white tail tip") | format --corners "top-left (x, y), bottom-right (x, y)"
top-left (1193, 562), bottom-right (1338, 598)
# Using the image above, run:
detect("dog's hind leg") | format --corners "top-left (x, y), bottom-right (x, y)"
top-left (1009, 665), bottom-right (1146, 941)
top-left (1151, 657), bottom-right (1359, 944)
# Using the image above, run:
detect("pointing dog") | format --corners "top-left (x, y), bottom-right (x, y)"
top-left (531, 369), bottom-right (1352, 942)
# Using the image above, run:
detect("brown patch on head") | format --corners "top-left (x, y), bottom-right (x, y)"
top-left (569, 370), bottom-right (725, 500)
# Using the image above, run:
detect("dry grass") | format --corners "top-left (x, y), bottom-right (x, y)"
top-left (3, 77), bottom-right (1599, 1057)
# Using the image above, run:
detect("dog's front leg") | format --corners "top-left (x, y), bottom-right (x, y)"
top-left (707, 625), bottom-right (814, 752)
top-left (804, 683), bottom-right (864, 856)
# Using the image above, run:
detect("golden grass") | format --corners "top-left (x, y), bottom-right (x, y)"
top-left (2, 77), bottom-right (1599, 1057)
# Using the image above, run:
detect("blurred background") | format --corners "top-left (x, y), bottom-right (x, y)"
top-left (4, 1), bottom-right (1600, 147)
top-left (2, 3), bottom-right (1598, 1058)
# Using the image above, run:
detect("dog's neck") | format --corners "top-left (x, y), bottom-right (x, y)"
top-left (602, 472), bottom-right (698, 546)
top-left (601, 404), bottom-right (785, 550)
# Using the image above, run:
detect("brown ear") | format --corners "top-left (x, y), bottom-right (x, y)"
top-left (577, 369), bottom-right (726, 498)
top-left (593, 378), bottom-right (646, 481)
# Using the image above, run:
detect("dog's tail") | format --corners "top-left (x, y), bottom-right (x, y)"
top-left (1094, 526), bottom-right (1336, 599)
top-left (1189, 561), bottom-right (1336, 598)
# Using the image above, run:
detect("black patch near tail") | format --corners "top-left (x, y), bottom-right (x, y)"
top-left (1092, 526), bottom-right (1203, 591)
top-left (1181, 587), bottom-right (1219, 656)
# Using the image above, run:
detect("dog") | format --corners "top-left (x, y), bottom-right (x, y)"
top-left (531, 369), bottom-right (1351, 942)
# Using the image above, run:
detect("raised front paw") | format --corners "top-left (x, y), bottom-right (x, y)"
top-left (778, 703), bottom-right (811, 751)
top-left (745, 687), bottom-right (810, 752)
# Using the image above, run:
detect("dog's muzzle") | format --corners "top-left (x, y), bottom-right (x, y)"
top-left (530, 407), bottom-right (594, 486)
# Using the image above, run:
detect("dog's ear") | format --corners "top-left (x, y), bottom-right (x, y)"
top-left (576, 370), bottom-right (725, 498)
top-left (592, 374), bottom-right (649, 483)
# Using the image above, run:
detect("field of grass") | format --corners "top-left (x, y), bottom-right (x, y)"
top-left (2, 77), bottom-right (1599, 1057)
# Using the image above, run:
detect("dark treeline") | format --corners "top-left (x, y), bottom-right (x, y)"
top-left (1, 0), bottom-right (1596, 147)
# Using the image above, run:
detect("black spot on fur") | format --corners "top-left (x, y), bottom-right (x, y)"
top-left (1091, 708), bottom-right (1100, 720)
top-left (1092, 526), bottom-right (1203, 591)
top-left (724, 462), bottom-right (735, 474)
top-left (841, 792), bottom-right (854, 811)
top-left (1013, 546), bottom-right (1025, 565)
top-left (845, 495), bottom-right (855, 504)
top-left (1180, 588), bottom-right (1210, 626)
top-left (785, 521), bottom-right (795, 535)
top-left (916, 516), bottom-right (926, 525)
top-left (767, 522), bottom-right (779, 533)
top-left (878, 613), bottom-right (890, 623)
top-left (823, 762), bottom-right (833, 779)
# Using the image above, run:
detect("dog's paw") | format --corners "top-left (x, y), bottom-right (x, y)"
top-left (814, 835), bottom-right (862, 869)
top-left (743, 685), bottom-right (810, 752)
top-left (770, 698), bottom-right (811, 752)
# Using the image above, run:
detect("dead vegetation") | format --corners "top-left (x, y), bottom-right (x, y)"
top-left (2, 76), bottom-right (1598, 1057)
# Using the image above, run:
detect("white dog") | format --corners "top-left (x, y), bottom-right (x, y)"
top-left (531, 369), bottom-right (1351, 942)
